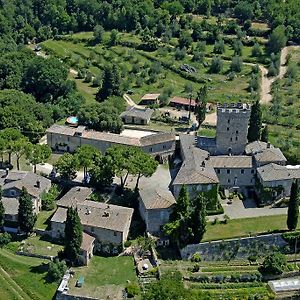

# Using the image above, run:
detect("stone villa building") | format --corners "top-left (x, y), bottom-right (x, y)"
top-left (0, 170), bottom-right (51, 232)
top-left (46, 125), bottom-right (175, 163)
top-left (173, 102), bottom-right (297, 204)
top-left (50, 187), bottom-right (133, 257)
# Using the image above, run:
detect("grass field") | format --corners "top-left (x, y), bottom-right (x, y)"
top-left (21, 235), bottom-right (63, 257)
top-left (68, 256), bottom-right (136, 298)
top-left (0, 247), bottom-right (57, 300)
top-left (41, 30), bottom-right (255, 106)
top-left (203, 214), bottom-right (296, 242)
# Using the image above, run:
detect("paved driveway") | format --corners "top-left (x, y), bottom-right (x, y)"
top-left (209, 198), bottom-right (288, 221)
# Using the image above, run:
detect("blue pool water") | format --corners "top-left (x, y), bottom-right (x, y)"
top-left (68, 116), bottom-right (78, 124)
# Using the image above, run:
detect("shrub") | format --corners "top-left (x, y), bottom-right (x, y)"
top-left (0, 232), bottom-right (11, 247)
top-left (259, 252), bottom-right (287, 275)
top-left (192, 264), bottom-right (200, 272)
top-left (41, 185), bottom-right (60, 211)
top-left (47, 259), bottom-right (67, 282)
top-left (248, 255), bottom-right (258, 263)
top-left (124, 240), bottom-right (132, 248)
top-left (223, 215), bottom-right (230, 224)
top-left (126, 282), bottom-right (140, 298)
top-left (191, 252), bottom-right (202, 262)
top-left (209, 56), bottom-right (223, 73)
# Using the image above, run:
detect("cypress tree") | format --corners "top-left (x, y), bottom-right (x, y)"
top-left (18, 187), bottom-right (37, 234)
top-left (195, 85), bottom-right (207, 128)
top-left (96, 65), bottom-right (120, 101)
top-left (261, 125), bottom-right (269, 142)
top-left (190, 195), bottom-right (207, 243)
top-left (247, 99), bottom-right (262, 142)
top-left (64, 207), bottom-right (83, 261)
top-left (287, 180), bottom-right (299, 231)
top-left (172, 185), bottom-right (190, 220)
top-left (0, 187), bottom-right (4, 227)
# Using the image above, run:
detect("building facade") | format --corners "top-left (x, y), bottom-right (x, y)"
top-left (46, 125), bottom-right (176, 162)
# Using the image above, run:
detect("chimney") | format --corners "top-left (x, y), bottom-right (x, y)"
top-left (36, 180), bottom-right (40, 188)
top-left (267, 142), bottom-right (271, 149)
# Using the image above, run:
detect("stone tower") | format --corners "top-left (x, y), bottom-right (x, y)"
top-left (216, 103), bottom-right (251, 155)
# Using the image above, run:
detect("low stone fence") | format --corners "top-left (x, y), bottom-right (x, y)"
top-left (16, 251), bottom-right (54, 261)
top-left (180, 233), bottom-right (288, 261)
top-left (35, 229), bottom-right (52, 237)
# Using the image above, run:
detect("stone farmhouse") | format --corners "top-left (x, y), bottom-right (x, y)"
top-left (120, 107), bottom-right (154, 125)
top-left (140, 93), bottom-right (160, 105)
top-left (46, 124), bottom-right (175, 163)
top-left (138, 187), bottom-right (176, 234)
top-left (50, 187), bottom-right (134, 257)
top-left (0, 170), bottom-right (51, 232)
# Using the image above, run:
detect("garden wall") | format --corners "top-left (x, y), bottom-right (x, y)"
top-left (181, 233), bottom-right (288, 261)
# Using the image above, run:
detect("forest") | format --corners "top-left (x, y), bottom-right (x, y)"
top-left (0, 0), bottom-right (299, 161)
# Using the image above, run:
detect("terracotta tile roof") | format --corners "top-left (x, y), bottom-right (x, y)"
top-left (47, 125), bottom-right (175, 148)
top-left (81, 232), bottom-right (95, 252)
top-left (56, 187), bottom-right (93, 208)
top-left (257, 163), bottom-right (300, 182)
top-left (120, 107), bottom-right (154, 120)
top-left (51, 200), bottom-right (134, 233)
top-left (254, 148), bottom-right (286, 164)
top-left (139, 188), bottom-right (176, 210)
top-left (173, 134), bottom-right (219, 185)
top-left (209, 155), bottom-right (253, 168)
top-left (170, 96), bottom-right (196, 107)
top-left (0, 170), bottom-right (51, 198)
top-left (141, 93), bottom-right (160, 100)
top-left (245, 141), bottom-right (272, 155)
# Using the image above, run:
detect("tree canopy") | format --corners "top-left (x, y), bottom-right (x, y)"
top-left (247, 99), bottom-right (262, 143)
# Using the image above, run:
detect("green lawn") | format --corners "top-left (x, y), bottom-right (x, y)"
top-left (203, 214), bottom-right (296, 242)
top-left (0, 248), bottom-right (57, 300)
top-left (68, 256), bottom-right (137, 298)
top-left (20, 235), bottom-right (63, 257)
top-left (35, 208), bottom-right (56, 230)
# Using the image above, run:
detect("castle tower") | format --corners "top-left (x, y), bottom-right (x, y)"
top-left (216, 103), bottom-right (251, 155)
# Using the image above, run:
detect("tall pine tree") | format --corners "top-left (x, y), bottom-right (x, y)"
top-left (64, 207), bottom-right (83, 261)
top-left (247, 99), bottom-right (262, 142)
top-left (96, 65), bottom-right (121, 101)
top-left (287, 180), bottom-right (299, 231)
top-left (0, 187), bottom-right (4, 227)
top-left (18, 187), bottom-right (37, 234)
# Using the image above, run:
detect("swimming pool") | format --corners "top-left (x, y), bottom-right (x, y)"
top-left (66, 116), bottom-right (78, 125)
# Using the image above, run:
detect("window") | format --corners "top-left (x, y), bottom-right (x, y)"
top-left (150, 148), bottom-right (153, 152)
top-left (227, 127), bottom-right (229, 131)
top-left (230, 137), bottom-right (232, 142)
top-left (114, 231), bottom-right (117, 236)
top-left (217, 169), bottom-right (220, 174)
top-left (235, 136), bottom-right (238, 141)
top-left (228, 119), bottom-right (230, 124)
top-left (163, 145), bottom-right (166, 149)
top-left (227, 169), bottom-right (230, 174)
top-left (251, 170), bottom-right (255, 174)
top-left (236, 130), bottom-right (239, 134)
top-left (91, 227), bottom-right (94, 232)
top-left (10, 190), bottom-right (16, 196)
top-left (228, 179), bottom-right (231, 183)
top-left (241, 169), bottom-right (244, 174)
